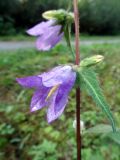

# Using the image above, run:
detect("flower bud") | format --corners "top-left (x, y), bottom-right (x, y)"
top-left (80, 55), bottom-right (104, 68)
top-left (73, 119), bottom-right (85, 133)
top-left (42, 9), bottom-right (74, 22)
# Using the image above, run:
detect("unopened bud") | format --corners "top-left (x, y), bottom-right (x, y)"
top-left (43, 9), bottom-right (74, 22)
top-left (73, 119), bottom-right (85, 133)
top-left (80, 55), bottom-right (104, 68)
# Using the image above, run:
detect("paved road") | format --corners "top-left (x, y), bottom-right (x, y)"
top-left (0, 39), bottom-right (120, 51)
top-left (0, 41), bottom-right (35, 51)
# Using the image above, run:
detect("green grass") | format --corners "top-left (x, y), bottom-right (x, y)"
top-left (0, 34), bottom-right (35, 41)
top-left (0, 43), bottom-right (120, 160)
top-left (1, 34), bottom-right (120, 41)
top-left (80, 34), bottom-right (120, 40)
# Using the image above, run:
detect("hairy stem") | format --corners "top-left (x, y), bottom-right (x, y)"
top-left (74, 0), bottom-right (80, 65)
top-left (73, 0), bottom-right (81, 159)
top-left (76, 88), bottom-right (81, 159)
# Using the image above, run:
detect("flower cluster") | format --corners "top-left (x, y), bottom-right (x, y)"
top-left (17, 8), bottom-right (104, 124)
top-left (17, 9), bottom-right (75, 123)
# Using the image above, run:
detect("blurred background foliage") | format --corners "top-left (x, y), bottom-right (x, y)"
top-left (0, 0), bottom-right (120, 159)
top-left (0, 0), bottom-right (120, 35)
top-left (79, 0), bottom-right (120, 35)
top-left (0, 43), bottom-right (120, 159)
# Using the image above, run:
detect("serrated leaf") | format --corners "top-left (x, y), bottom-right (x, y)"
top-left (79, 68), bottom-right (116, 132)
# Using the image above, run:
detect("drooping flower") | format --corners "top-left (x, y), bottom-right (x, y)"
top-left (16, 66), bottom-right (76, 123)
top-left (27, 20), bottom-right (63, 51)
top-left (27, 10), bottom-right (74, 51)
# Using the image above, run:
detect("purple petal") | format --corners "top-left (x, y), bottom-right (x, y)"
top-left (50, 32), bottom-right (63, 47)
top-left (39, 66), bottom-right (75, 87)
top-left (54, 77), bottom-right (75, 114)
top-left (30, 86), bottom-right (51, 112)
top-left (36, 25), bottom-right (63, 51)
top-left (27, 20), bottom-right (55, 36)
top-left (47, 68), bottom-right (76, 123)
top-left (47, 93), bottom-right (68, 123)
top-left (16, 76), bottom-right (42, 88)
top-left (47, 89), bottom-right (60, 123)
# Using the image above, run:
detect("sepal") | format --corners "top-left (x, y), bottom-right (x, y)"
top-left (43, 9), bottom-right (74, 22)
top-left (80, 55), bottom-right (104, 68)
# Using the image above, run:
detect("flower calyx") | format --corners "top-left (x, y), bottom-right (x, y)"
top-left (72, 55), bottom-right (104, 73)
top-left (43, 9), bottom-right (74, 23)
top-left (80, 55), bottom-right (104, 68)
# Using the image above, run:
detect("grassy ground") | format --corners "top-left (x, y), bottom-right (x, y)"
top-left (0, 43), bottom-right (120, 160)
top-left (80, 34), bottom-right (120, 40)
top-left (0, 34), bottom-right (35, 41)
top-left (1, 34), bottom-right (120, 41)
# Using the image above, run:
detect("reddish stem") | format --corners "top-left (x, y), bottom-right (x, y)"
top-left (73, 0), bottom-right (81, 160)
top-left (76, 88), bottom-right (81, 159)
top-left (74, 0), bottom-right (80, 65)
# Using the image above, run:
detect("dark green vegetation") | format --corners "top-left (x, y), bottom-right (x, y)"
top-left (0, 43), bottom-right (120, 159)
top-left (0, 0), bottom-right (69, 36)
top-left (1, 0), bottom-right (120, 35)
top-left (1, 34), bottom-right (120, 42)
top-left (79, 0), bottom-right (120, 35)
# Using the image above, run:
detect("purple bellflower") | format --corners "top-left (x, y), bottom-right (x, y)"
top-left (16, 66), bottom-right (76, 123)
top-left (27, 20), bottom-right (64, 51)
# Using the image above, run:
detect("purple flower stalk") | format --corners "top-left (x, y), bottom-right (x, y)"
top-left (27, 20), bottom-right (64, 51)
top-left (16, 66), bottom-right (76, 123)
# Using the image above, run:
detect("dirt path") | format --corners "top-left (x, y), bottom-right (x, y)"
top-left (0, 39), bottom-right (120, 51)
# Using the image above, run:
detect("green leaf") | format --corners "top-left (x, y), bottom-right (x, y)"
top-left (107, 132), bottom-right (120, 145)
top-left (84, 124), bottom-right (115, 134)
top-left (79, 68), bottom-right (116, 132)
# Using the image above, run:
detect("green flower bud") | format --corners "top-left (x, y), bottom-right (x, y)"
top-left (80, 55), bottom-right (104, 68)
top-left (42, 9), bottom-right (74, 22)
top-left (71, 55), bottom-right (104, 73)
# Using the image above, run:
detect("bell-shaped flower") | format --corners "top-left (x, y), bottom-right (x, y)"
top-left (16, 66), bottom-right (76, 123)
top-left (27, 10), bottom-right (74, 51)
top-left (27, 20), bottom-right (63, 51)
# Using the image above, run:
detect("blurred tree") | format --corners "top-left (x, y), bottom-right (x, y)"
top-left (0, 0), bottom-right (20, 15)
top-left (79, 0), bottom-right (120, 35)
top-left (0, 0), bottom-right (21, 35)
top-left (0, 0), bottom-right (120, 35)
top-left (16, 0), bottom-right (70, 29)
